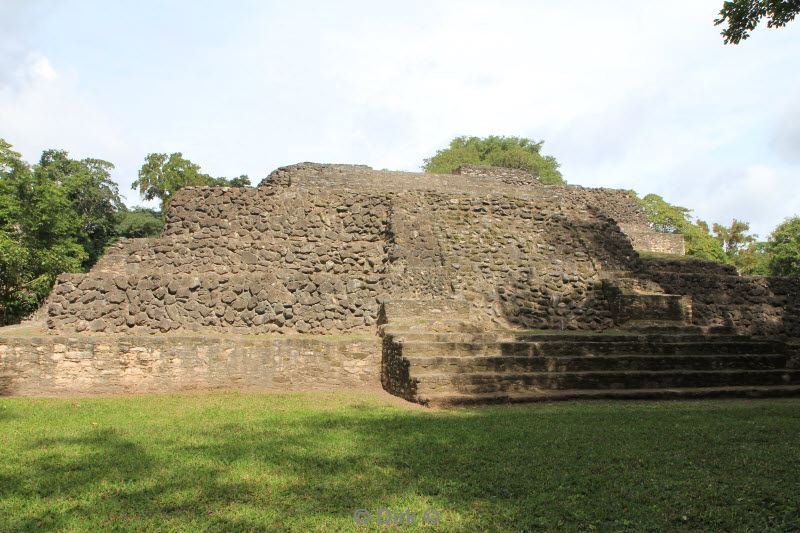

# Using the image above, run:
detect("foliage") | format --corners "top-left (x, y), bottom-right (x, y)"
top-left (211, 174), bottom-right (251, 187)
top-left (712, 219), bottom-right (755, 258)
top-left (737, 241), bottom-right (772, 276)
top-left (767, 216), bottom-right (800, 276)
top-left (716, 0), bottom-right (800, 43)
top-left (636, 193), bottom-right (727, 262)
top-left (35, 149), bottom-right (123, 266)
top-left (133, 153), bottom-right (250, 211)
top-left (0, 140), bottom-right (132, 324)
top-left (711, 219), bottom-right (767, 273)
top-left (0, 140), bottom-right (90, 324)
top-left (115, 207), bottom-right (164, 238)
top-left (0, 143), bottom-right (250, 324)
top-left (423, 135), bottom-right (564, 185)
top-left (132, 153), bottom-right (213, 211)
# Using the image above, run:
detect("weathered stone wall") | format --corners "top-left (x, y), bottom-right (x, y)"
top-left (0, 334), bottom-right (380, 395)
top-left (397, 191), bottom-right (634, 329)
top-left (47, 271), bottom-right (384, 334)
top-left (449, 165), bottom-right (684, 256)
top-left (453, 164), bottom-right (545, 186)
top-left (618, 225), bottom-right (686, 255)
top-left (640, 257), bottom-right (738, 276)
top-left (49, 165), bottom-right (656, 333)
top-left (48, 187), bottom-right (392, 334)
top-left (50, 163), bottom-right (778, 337)
top-left (164, 187), bottom-right (390, 242)
top-left (641, 271), bottom-right (800, 336)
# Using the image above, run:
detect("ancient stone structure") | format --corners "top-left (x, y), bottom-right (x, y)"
top-left (1, 163), bottom-right (799, 404)
top-left (454, 164), bottom-right (686, 255)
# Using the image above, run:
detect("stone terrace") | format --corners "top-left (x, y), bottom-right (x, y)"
top-left (1, 163), bottom-right (799, 403)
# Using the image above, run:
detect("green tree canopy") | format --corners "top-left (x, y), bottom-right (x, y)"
top-left (767, 216), bottom-right (800, 276)
top-left (713, 219), bottom-right (757, 260)
top-left (423, 135), bottom-right (564, 185)
top-left (0, 140), bottom-right (90, 324)
top-left (636, 193), bottom-right (727, 262)
top-left (211, 175), bottom-right (251, 188)
top-left (115, 207), bottom-right (164, 239)
top-left (133, 153), bottom-right (251, 211)
top-left (133, 153), bottom-right (212, 211)
top-left (0, 139), bottom-right (134, 323)
top-left (737, 241), bottom-right (772, 276)
top-left (36, 149), bottom-right (123, 265)
top-left (716, 0), bottom-right (800, 43)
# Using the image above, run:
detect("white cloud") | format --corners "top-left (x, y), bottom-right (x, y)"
top-left (0, 51), bottom-right (138, 201)
top-left (0, 0), bottom-right (799, 231)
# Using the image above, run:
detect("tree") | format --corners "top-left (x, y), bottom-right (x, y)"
top-left (0, 139), bottom-right (131, 324)
top-left (636, 193), bottom-right (728, 262)
top-left (713, 219), bottom-right (755, 257)
top-left (423, 135), bottom-right (564, 185)
top-left (737, 241), bottom-right (772, 275)
top-left (716, 0), bottom-right (800, 43)
top-left (767, 216), bottom-right (800, 276)
top-left (133, 153), bottom-right (212, 211)
top-left (115, 207), bottom-right (164, 238)
top-left (36, 150), bottom-right (123, 266)
top-left (712, 218), bottom-right (759, 267)
top-left (0, 140), bottom-right (87, 324)
top-left (211, 174), bottom-right (251, 187)
top-left (133, 153), bottom-right (251, 211)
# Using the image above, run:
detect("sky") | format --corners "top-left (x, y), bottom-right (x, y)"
top-left (1, 0), bottom-right (799, 238)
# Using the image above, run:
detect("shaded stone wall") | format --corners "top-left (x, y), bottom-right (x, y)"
top-left (641, 271), bottom-right (800, 336)
top-left (450, 164), bottom-right (686, 256)
top-left (631, 256), bottom-right (800, 336)
top-left (0, 334), bottom-right (380, 395)
top-left (405, 191), bottom-right (636, 329)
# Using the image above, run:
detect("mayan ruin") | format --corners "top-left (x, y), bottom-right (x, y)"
top-left (1, 163), bottom-right (797, 406)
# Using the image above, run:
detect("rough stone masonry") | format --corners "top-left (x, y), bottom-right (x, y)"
top-left (46, 163), bottom-right (678, 334)
top-left (1, 163), bottom-right (799, 397)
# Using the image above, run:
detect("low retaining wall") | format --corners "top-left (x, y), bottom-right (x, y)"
top-left (618, 224), bottom-right (686, 255)
top-left (642, 272), bottom-right (800, 336)
top-left (0, 333), bottom-right (381, 396)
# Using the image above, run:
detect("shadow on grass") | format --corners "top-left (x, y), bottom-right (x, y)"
top-left (1, 397), bottom-right (800, 531)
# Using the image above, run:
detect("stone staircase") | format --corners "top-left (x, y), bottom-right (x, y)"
top-left (601, 270), bottom-right (695, 330)
top-left (380, 298), bottom-right (800, 407)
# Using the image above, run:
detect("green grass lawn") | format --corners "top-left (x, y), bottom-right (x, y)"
top-left (0, 392), bottom-right (799, 532)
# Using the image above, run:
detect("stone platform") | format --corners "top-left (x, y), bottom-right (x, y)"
top-left (378, 297), bottom-right (800, 406)
top-left (0, 325), bottom-right (379, 396)
top-left (2, 163), bottom-right (799, 405)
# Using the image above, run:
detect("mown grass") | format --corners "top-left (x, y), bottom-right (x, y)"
top-left (0, 392), bottom-right (799, 531)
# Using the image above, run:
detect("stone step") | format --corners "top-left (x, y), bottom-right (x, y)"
top-left (420, 385), bottom-right (800, 407)
top-left (599, 270), bottom-right (635, 280)
top-left (395, 339), bottom-right (782, 356)
top-left (379, 319), bottom-right (478, 333)
top-left (618, 321), bottom-right (701, 334)
top-left (637, 257), bottom-right (739, 276)
top-left (605, 275), bottom-right (666, 294)
top-left (405, 354), bottom-right (790, 374)
top-left (381, 299), bottom-right (471, 320)
top-left (384, 330), bottom-right (767, 343)
top-left (618, 321), bottom-right (734, 335)
top-left (610, 292), bottom-right (692, 323)
top-left (414, 370), bottom-right (800, 395)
